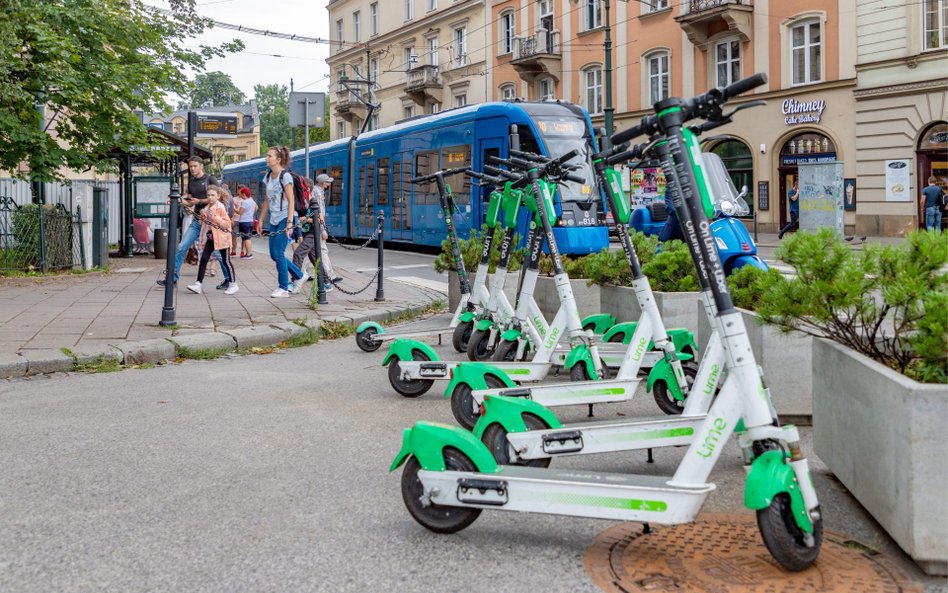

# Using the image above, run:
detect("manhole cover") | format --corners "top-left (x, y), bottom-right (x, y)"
top-left (585, 513), bottom-right (922, 593)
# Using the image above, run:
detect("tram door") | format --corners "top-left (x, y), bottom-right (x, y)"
top-left (390, 152), bottom-right (412, 240)
top-left (355, 157), bottom-right (376, 237)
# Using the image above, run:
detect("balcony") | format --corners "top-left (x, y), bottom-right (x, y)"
top-left (675, 0), bottom-right (753, 50)
top-left (510, 30), bottom-right (561, 84)
top-left (334, 86), bottom-right (366, 121)
top-left (404, 64), bottom-right (443, 105)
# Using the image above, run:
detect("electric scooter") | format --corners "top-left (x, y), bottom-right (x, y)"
top-left (391, 74), bottom-right (824, 573)
top-left (354, 167), bottom-right (490, 353)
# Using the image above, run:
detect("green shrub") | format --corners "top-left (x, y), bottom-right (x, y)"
top-left (640, 240), bottom-right (700, 292)
top-left (727, 264), bottom-right (782, 311)
top-left (433, 226), bottom-right (525, 274)
top-left (757, 228), bottom-right (947, 383)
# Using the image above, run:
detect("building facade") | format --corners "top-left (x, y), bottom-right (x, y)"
top-left (146, 103), bottom-right (261, 174)
top-left (326, 0), bottom-right (489, 139)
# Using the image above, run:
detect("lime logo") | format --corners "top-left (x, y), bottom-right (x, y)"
top-left (696, 417), bottom-right (728, 458)
top-left (544, 326), bottom-right (561, 350)
top-left (631, 338), bottom-right (648, 362)
top-left (703, 364), bottom-right (720, 395)
top-left (533, 316), bottom-right (544, 333)
top-left (530, 221), bottom-right (537, 230)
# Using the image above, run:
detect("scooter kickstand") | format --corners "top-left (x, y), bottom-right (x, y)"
top-left (587, 404), bottom-right (594, 418)
top-left (642, 523), bottom-right (652, 535)
top-left (646, 448), bottom-right (654, 464)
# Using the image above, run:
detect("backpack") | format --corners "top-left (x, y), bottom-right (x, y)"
top-left (275, 169), bottom-right (311, 217)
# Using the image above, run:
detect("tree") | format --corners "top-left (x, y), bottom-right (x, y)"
top-left (0, 0), bottom-right (242, 181)
top-left (255, 84), bottom-right (330, 156)
top-left (189, 71), bottom-right (246, 108)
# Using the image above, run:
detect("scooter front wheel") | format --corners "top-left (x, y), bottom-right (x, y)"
top-left (401, 449), bottom-right (481, 533)
top-left (466, 329), bottom-right (495, 361)
top-left (482, 413), bottom-right (552, 468)
top-left (388, 353), bottom-right (434, 398)
top-left (356, 327), bottom-right (382, 352)
top-left (493, 338), bottom-right (529, 362)
top-left (452, 320), bottom-right (474, 353)
top-left (450, 374), bottom-right (506, 430)
top-left (756, 494), bottom-right (823, 572)
top-left (652, 362), bottom-right (699, 415)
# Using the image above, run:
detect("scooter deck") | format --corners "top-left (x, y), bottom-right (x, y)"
top-left (472, 378), bottom-right (642, 408)
top-left (396, 359), bottom-right (555, 382)
top-left (418, 466), bottom-right (714, 523)
top-left (506, 413), bottom-right (706, 460)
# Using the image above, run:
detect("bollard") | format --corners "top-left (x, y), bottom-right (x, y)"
top-left (375, 210), bottom-right (385, 302)
top-left (313, 200), bottom-right (327, 305)
top-left (160, 177), bottom-right (181, 326)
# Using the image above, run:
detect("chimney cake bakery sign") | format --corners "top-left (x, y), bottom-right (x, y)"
top-left (782, 98), bottom-right (826, 125)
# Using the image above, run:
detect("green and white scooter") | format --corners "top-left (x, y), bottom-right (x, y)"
top-left (355, 167), bottom-right (490, 353)
top-left (391, 74), bottom-right (824, 573)
top-left (383, 150), bottom-right (607, 406)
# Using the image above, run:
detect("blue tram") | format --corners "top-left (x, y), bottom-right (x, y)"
top-left (222, 101), bottom-right (609, 255)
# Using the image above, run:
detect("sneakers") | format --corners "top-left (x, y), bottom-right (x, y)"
top-left (215, 281), bottom-right (230, 290)
top-left (240, 253), bottom-right (253, 260)
top-left (288, 281), bottom-right (302, 294)
top-left (186, 282), bottom-right (202, 294)
top-left (297, 272), bottom-right (311, 285)
top-left (156, 278), bottom-right (176, 287)
top-left (270, 288), bottom-right (290, 298)
top-left (225, 283), bottom-right (239, 295)
top-left (332, 276), bottom-right (343, 283)
top-left (323, 282), bottom-right (333, 292)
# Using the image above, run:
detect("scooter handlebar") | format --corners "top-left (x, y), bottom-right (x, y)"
top-left (409, 166), bottom-right (470, 184)
top-left (721, 72), bottom-right (767, 101)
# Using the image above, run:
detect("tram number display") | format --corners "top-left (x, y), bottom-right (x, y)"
top-left (536, 118), bottom-right (584, 137)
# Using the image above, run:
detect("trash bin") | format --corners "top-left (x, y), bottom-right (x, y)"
top-left (153, 228), bottom-right (168, 260)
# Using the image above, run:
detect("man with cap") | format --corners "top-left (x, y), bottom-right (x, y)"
top-left (293, 173), bottom-right (340, 291)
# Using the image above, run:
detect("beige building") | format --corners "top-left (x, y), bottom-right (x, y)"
top-left (853, 0), bottom-right (948, 235)
top-left (146, 104), bottom-right (261, 174)
top-left (326, 0), bottom-right (489, 139)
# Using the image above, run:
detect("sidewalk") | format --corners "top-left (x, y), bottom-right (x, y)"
top-left (0, 251), bottom-right (446, 376)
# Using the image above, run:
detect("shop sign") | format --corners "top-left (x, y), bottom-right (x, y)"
top-left (781, 154), bottom-right (836, 166)
top-left (885, 160), bottom-right (911, 202)
top-left (782, 98), bottom-right (826, 125)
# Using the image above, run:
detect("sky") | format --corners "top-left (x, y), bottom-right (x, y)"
top-left (146, 0), bottom-right (333, 104)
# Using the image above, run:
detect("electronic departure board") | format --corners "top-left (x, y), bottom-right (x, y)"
top-left (197, 114), bottom-right (238, 135)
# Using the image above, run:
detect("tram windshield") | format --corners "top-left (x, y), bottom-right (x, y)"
top-left (517, 105), bottom-right (598, 203)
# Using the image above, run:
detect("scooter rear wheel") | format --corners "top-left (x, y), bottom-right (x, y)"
top-left (388, 353), bottom-right (435, 398)
top-left (756, 494), bottom-right (823, 572)
top-left (451, 374), bottom-right (506, 430)
top-left (482, 413), bottom-right (552, 468)
top-left (466, 328), bottom-right (495, 361)
top-left (652, 361), bottom-right (698, 415)
top-left (401, 448), bottom-right (482, 533)
top-left (452, 320), bottom-right (474, 353)
top-left (356, 327), bottom-right (382, 352)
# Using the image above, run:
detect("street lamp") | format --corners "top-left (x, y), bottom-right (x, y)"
top-left (603, 0), bottom-right (629, 149)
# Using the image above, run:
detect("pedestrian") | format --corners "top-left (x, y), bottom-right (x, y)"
top-left (257, 146), bottom-right (307, 298)
top-left (293, 174), bottom-right (340, 292)
top-left (778, 180), bottom-right (800, 239)
top-left (157, 156), bottom-right (218, 286)
top-left (922, 176), bottom-right (945, 232)
top-left (187, 185), bottom-right (238, 295)
top-left (237, 186), bottom-right (257, 258)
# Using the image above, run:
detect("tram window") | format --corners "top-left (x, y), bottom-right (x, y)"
top-left (442, 144), bottom-right (471, 205)
top-left (415, 150), bottom-right (439, 204)
top-left (518, 127), bottom-right (541, 155)
top-left (329, 165), bottom-right (343, 206)
top-left (378, 158), bottom-right (390, 205)
top-left (366, 163), bottom-right (376, 202)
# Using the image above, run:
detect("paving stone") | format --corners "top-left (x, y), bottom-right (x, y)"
top-left (269, 321), bottom-right (315, 339)
top-left (68, 344), bottom-right (124, 365)
top-left (221, 326), bottom-right (289, 350)
top-left (114, 339), bottom-right (177, 365)
top-left (0, 353), bottom-right (28, 378)
top-left (166, 332), bottom-right (237, 354)
top-left (20, 349), bottom-right (75, 375)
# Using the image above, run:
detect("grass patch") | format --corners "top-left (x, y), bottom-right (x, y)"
top-left (319, 320), bottom-right (354, 340)
top-left (74, 355), bottom-right (122, 374)
top-left (284, 325), bottom-right (320, 348)
top-left (382, 299), bottom-right (449, 326)
top-left (0, 266), bottom-right (107, 278)
top-left (176, 346), bottom-right (231, 360)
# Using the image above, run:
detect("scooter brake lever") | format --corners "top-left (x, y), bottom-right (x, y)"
top-left (721, 99), bottom-right (768, 120)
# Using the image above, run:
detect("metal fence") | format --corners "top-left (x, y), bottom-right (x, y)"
top-left (0, 197), bottom-right (84, 272)
top-left (0, 178), bottom-right (122, 243)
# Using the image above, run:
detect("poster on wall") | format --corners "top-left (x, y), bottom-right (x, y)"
top-left (628, 167), bottom-right (665, 208)
top-left (798, 162), bottom-right (844, 237)
top-left (844, 178), bottom-right (857, 211)
top-left (885, 160), bottom-right (911, 202)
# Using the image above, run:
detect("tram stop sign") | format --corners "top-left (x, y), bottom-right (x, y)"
top-left (289, 92), bottom-right (326, 128)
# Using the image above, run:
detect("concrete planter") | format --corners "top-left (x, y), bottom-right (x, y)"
top-left (534, 276), bottom-right (600, 321)
top-left (812, 338), bottom-right (947, 576)
top-left (599, 284), bottom-right (699, 330)
top-left (697, 307), bottom-right (813, 421)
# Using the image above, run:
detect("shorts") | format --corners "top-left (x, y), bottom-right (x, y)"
top-left (238, 221), bottom-right (254, 239)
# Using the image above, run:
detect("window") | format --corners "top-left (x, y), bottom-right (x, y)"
top-left (647, 52), bottom-right (669, 105)
top-left (427, 37), bottom-right (439, 66)
top-left (329, 165), bottom-right (344, 206)
top-left (404, 105), bottom-right (415, 119)
top-left (715, 39), bottom-right (741, 88)
top-left (336, 121), bottom-right (345, 140)
top-left (428, 0), bottom-right (437, 11)
top-left (454, 27), bottom-right (467, 66)
top-left (371, 58), bottom-right (379, 85)
top-left (404, 46), bottom-right (416, 71)
top-left (377, 158), bottom-right (390, 205)
top-left (538, 78), bottom-right (555, 101)
top-left (353, 11), bottom-right (361, 42)
top-left (404, 0), bottom-right (413, 21)
top-left (790, 20), bottom-right (821, 85)
top-left (584, 0), bottom-right (602, 31)
top-left (924, 0), bottom-right (947, 49)
top-left (500, 84), bottom-right (516, 100)
top-left (584, 67), bottom-right (603, 114)
top-left (428, 102), bottom-right (441, 114)
top-left (649, 0), bottom-right (668, 12)
top-left (336, 19), bottom-right (344, 49)
top-left (500, 11), bottom-right (515, 54)
top-left (415, 150), bottom-right (439, 202)
top-left (443, 145), bottom-right (472, 204)
top-left (370, 3), bottom-right (379, 36)
top-left (454, 94), bottom-right (468, 108)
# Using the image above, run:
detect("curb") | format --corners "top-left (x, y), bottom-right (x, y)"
top-left (4, 295), bottom-right (440, 378)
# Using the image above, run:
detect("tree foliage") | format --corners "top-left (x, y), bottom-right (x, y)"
top-left (254, 84), bottom-right (331, 156)
top-left (189, 71), bottom-right (245, 108)
top-left (0, 0), bottom-right (242, 181)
